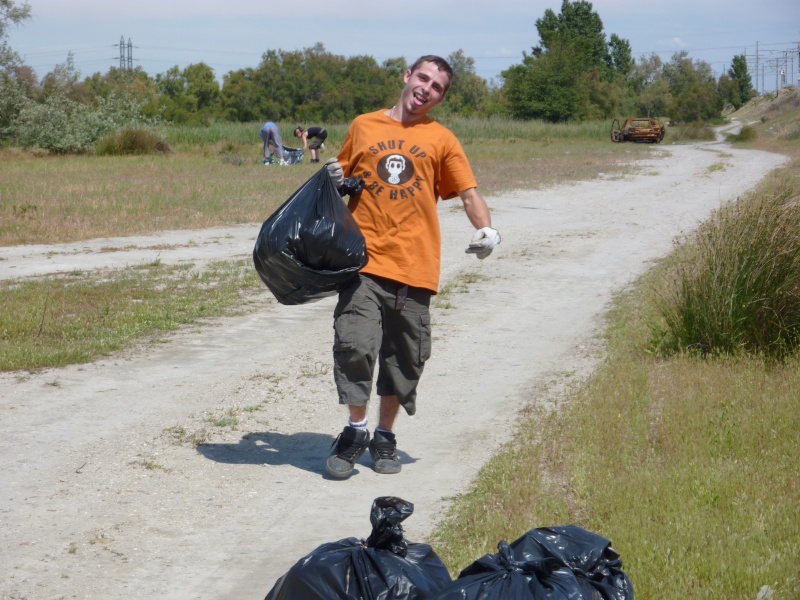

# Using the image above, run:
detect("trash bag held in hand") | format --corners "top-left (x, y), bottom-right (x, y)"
top-left (264, 497), bottom-right (452, 600)
top-left (253, 166), bottom-right (368, 305)
top-left (434, 525), bottom-right (633, 600)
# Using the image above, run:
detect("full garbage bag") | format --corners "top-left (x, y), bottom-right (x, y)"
top-left (253, 166), bottom-right (368, 305)
top-left (264, 497), bottom-right (452, 600)
top-left (281, 145), bottom-right (304, 164)
top-left (434, 525), bottom-right (633, 600)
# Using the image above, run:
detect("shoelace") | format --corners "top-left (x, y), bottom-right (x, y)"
top-left (372, 440), bottom-right (397, 459)
top-left (332, 434), bottom-right (367, 460)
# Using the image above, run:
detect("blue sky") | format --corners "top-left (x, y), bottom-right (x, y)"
top-left (7, 0), bottom-right (800, 93)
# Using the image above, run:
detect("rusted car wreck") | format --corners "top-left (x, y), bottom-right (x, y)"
top-left (611, 118), bottom-right (666, 143)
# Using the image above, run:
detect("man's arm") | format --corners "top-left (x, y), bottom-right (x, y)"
top-left (459, 187), bottom-right (491, 229)
top-left (459, 187), bottom-right (500, 259)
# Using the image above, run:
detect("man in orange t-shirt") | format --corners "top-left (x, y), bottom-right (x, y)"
top-left (324, 55), bottom-right (501, 479)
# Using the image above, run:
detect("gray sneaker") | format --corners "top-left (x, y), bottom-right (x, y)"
top-left (369, 430), bottom-right (402, 474)
top-left (326, 426), bottom-right (370, 479)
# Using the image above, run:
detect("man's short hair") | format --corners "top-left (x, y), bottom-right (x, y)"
top-left (409, 55), bottom-right (454, 92)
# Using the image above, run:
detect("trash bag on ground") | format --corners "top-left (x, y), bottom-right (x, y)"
top-left (253, 166), bottom-right (368, 305)
top-left (264, 497), bottom-right (452, 600)
top-left (282, 145), bottom-right (304, 164)
top-left (434, 525), bottom-right (633, 600)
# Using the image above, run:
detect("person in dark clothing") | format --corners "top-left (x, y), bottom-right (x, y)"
top-left (294, 126), bottom-right (328, 163)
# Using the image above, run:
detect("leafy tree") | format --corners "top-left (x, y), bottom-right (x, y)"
top-left (662, 52), bottom-right (721, 123)
top-left (717, 73), bottom-right (741, 111)
top-left (39, 53), bottom-right (84, 103)
top-left (184, 63), bottom-right (219, 114)
top-left (382, 57), bottom-right (407, 81)
top-left (628, 53), bottom-right (670, 117)
top-left (219, 68), bottom-right (261, 122)
top-left (535, 0), bottom-right (613, 77)
top-left (728, 54), bottom-right (754, 108)
top-left (0, 0), bottom-right (31, 137)
top-left (608, 33), bottom-right (633, 77)
top-left (504, 37), bottom-right (588, 122)
top-left (505, 1), bottom-right (630, 121)
top-left (12, 56), bottom-right (153, 152)
top-left (0, 0), bottom-right (30, 67)
top-left (153, 63), bottom-right (218, 125)
top-left (441, 49), bottom-right (489, 117)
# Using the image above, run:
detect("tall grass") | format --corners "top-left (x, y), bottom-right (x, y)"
top-left (649, 161), bottom-right (800, 358)
top-left (667, 121), bottom-right (716, 142)
top-left (431, 272), bottom-right (800, 599)
top-left (96, 127), bottom-right (173, 155)
top-left (441, 116), bottom-right (611, 144)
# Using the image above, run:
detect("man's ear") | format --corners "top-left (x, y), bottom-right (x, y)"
top-left (403, 69), bottom-right (412, 83)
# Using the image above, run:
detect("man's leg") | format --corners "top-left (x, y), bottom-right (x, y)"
top-left (369, 285), bottom-right (431, 474)
top-left (272, 127), bottom-right (285, 161)
top-left (326, 276), bottom-right (382, 479)
top-left (377, 395), bottom-right (400, 431)
top-left (369, 395), bottom-right (402, 475)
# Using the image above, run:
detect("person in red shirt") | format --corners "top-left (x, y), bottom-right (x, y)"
top-left (324, 55), bottom-right (501, 479)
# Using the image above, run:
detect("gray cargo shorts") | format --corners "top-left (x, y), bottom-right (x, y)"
top-left (332, 274), bottom-right (432, 416)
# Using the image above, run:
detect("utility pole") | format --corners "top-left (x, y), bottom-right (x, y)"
top-left (755, 41), bottom-right (759, 94)
top-left (118, 35), bottom-right (125, 70)
top-left (127, 38), bottom-right (133, 70)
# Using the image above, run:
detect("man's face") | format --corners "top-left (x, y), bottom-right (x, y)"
top-left (400, 61), bottom-right (450, 117)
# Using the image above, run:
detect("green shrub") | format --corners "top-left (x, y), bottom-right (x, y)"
top-left (650, 164), bottom-right (800, 358)
top-left (727, 124), bottom-right (757, 143)
top-left (95, 127), bottom-right (172, 156)
top-left (667, 121), bottom-right (715, 142)
top-left (12, 92), bottom-right (156, 154)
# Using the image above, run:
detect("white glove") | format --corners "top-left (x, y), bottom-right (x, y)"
top-left (324, 157), bottom-right (344, 188)
top-left (466, 227), bottom-right (501, 259)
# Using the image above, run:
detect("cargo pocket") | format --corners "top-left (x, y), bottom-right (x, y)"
top-left (333, 309), bottom-right (357, 351)
top-left (418, 312), bottom-right (432, 363)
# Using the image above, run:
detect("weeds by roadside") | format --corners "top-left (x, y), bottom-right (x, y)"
top-left (0, 258), bottom-right (261, 371)
top-left (648, 162), bottom-right (800, 358)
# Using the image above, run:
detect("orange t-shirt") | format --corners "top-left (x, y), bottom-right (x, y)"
top-left (339, 110), bottom-right (477, 293)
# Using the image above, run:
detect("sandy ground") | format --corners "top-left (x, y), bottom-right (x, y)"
top-left (0, 127), bottom-right (787, 600)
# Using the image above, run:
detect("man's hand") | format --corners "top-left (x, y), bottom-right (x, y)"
top-left (324, 157), bottom-right (344, 189)
top-left (466, 227), bottom-right (501, 259)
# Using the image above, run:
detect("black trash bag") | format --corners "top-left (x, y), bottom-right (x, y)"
top-left (253, 166), bottom-right (368, 305)
top-left (434, 525), bottom-right (633, 600)
top-left (264, 497), bottom-right (452, 600)
top-left (282, 145), bottom-right (304, 164)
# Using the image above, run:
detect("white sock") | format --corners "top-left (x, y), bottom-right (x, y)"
top-left (349, 418), bottom-right (368, 431)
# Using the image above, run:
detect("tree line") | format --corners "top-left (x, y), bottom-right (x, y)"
top-left (1, 0), bottom-right (755, 153)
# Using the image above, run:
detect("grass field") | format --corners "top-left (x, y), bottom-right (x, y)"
top-left (0, 118), bottom-right (646, 246)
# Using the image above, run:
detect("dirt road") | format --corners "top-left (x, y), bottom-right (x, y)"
top-left (0, 135), bottom-right (786, 600)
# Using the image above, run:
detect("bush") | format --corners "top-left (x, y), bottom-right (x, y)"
top-left (11, 92), bottom-right (156, 153)
top-left (727, 124), bottom-right (757, 143)
top-left (666, 120), bottom-right (716, 142)
top-left (95, 127), bottom-right (172, 155)
top-left (650, 164), bottom-right (800, 358)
